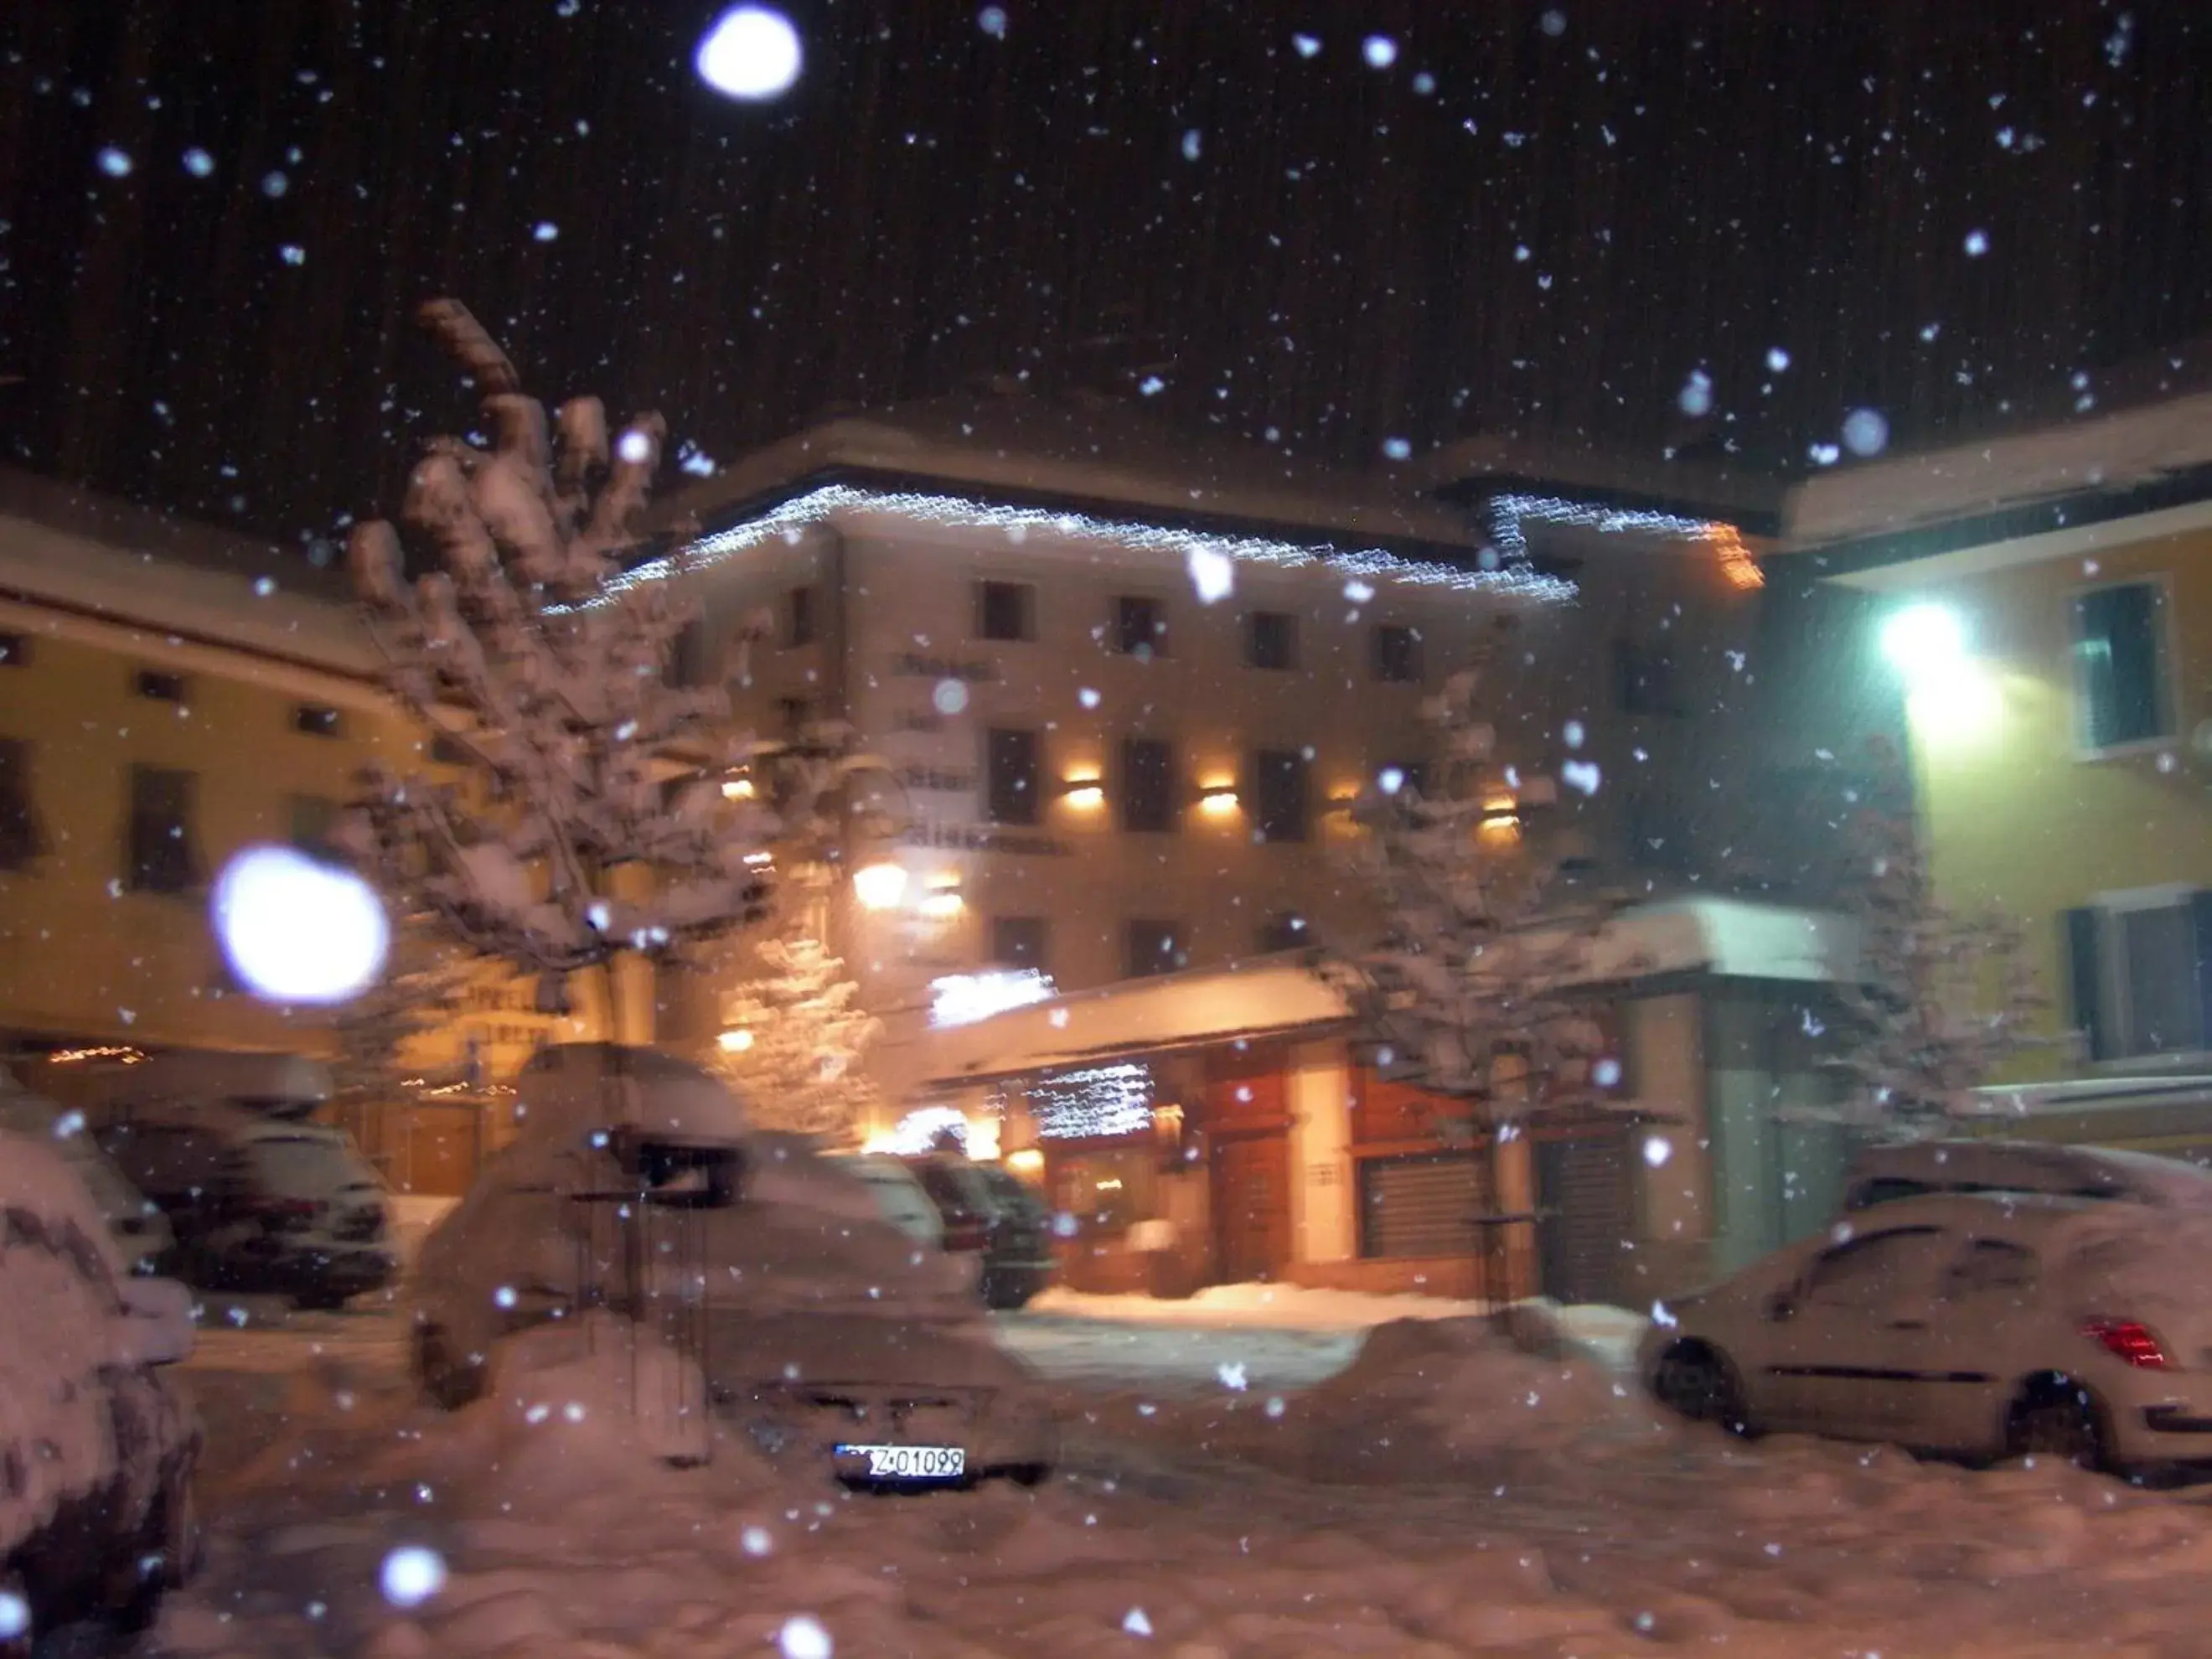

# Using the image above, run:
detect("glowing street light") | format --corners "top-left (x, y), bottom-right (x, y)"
top-left (1879, 604), bottom-right (1967, 682)
top-left (852, 861), bottom-right (908, 911)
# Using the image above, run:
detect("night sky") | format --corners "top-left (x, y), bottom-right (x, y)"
top-left (4, 1), bottom-right (2209, 550)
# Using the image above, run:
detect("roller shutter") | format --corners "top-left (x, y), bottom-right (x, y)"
top-left (1359, 1152), bottom-right (1492, 1259)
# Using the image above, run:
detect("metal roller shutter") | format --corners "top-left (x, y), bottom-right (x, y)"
top-left (1535, 1132), bottom-right (1634, 1306)
top-left (1359, 1151), bottom-right (1492, 1259)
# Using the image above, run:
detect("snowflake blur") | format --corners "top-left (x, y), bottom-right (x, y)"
top-left (696, 6), bottom-right (804, 102)
top-left (379, 1544), bottom-right (447, 1609)
top-left (212, 845), bottom-right (390, 1005)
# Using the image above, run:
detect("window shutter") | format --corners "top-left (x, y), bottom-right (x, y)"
top-left (2191, 890), bottom-right (2212, 1054)
top-left (2062, 907), bottom-right (2108, 1062)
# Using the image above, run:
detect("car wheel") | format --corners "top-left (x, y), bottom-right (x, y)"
top-left (415, 1323), bottom-right (486, 1411)
top-left (1651, 1343), bottom-right (1752, 1435)
top-left (2008, 1382), bottom-right (2107, 1471)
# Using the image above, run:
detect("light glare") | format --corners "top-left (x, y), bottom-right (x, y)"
top-left (213, 845), bottom-right (390, 1005)
top-left (696, 6), bottom-right (804, 101)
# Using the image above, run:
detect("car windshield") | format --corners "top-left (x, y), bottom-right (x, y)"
top-left (9, 5), bottom-right (2207, 1648)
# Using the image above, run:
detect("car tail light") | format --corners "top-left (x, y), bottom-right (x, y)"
top-left (943, 1217), bottom-right (990, 1252)
top-left (2082, 1316), bottom-right (2170, 1369)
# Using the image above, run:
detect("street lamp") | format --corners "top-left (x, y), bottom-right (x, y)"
top-left (852, 861), bottom-right (907, 911)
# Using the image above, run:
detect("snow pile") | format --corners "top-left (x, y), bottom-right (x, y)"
top-left (484, 1311), bottom-right (722, 1470)
top-left (1028, 1279), bottom-right (1491, 1330)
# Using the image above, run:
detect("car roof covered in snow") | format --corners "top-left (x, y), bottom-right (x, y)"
top-left (1845, 1139), bottom-right (2212, 1209)
top-left (514, 1043), bottom-right (747, 1149)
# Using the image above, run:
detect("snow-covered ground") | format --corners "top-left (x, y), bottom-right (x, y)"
top-left (163, 1286), bottom-right (2212, 1659)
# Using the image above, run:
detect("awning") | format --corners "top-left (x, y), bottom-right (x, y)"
top-left (912, 897), bottom-right (1856, 1091)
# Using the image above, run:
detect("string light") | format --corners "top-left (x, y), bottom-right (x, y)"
top-left (590, 484), bottom-right (1578, 606)
top-left (1031, 1062), bottom-right (1155, 1140)
top-left (1482, 493), bottom-right (1762, 588)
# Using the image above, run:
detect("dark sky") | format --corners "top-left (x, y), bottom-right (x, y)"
top-left (4, 0), bottom-right (2209, 547)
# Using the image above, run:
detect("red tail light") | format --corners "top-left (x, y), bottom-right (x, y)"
top-left (2082, 1317), bottom-right (2170, 1370)
top-left (943, 1218), bottom-right (990, 1252)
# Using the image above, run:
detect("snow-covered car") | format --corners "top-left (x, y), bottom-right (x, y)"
top-left (93, 1107), bottom-right (395, 1308)
top-left (1841, 1139), bottom-right (2212, 1215)
top-left (410, 1044), bottom-right (1056, 1486)
top-left (1, 1128), bottom-right (200, 1642)
top-left (1641, 1191), bottom-right (2212, 1474)
top-left (826, 1153), bottom-right (947, 1248)
top-left (902, 1154), bottom-right (1057, 1310)
top-left (0, 1080), bottom-right (173, 1275)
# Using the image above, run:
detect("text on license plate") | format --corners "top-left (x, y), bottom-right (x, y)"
top-left (835, 1443), bottom-right (966, 1480)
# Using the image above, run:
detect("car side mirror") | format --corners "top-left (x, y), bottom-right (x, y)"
top-left (1764, 1293), bottom-right (1797, 1324)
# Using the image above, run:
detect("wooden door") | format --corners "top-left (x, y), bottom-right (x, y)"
top-left (1211, 1130), bottom-right (1291, 1284)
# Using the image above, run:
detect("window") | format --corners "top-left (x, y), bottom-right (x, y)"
top-left (1125, 919), bottom-right (1182, 979)
top-left (1248, 610), bottom-right (1296, 671)
top-left (1372, 624), bottom-right (1420, 684)
top-left (1941, 1239), bottom-right (2037, 1300)
top-left (0, 633), bottom-right (28, 668)
top-left (1119, 736), bottom-right (1176, 834)
top-left (776, 696), bottom-right (811, 740)
top-left (127, 765), bottom-right (204, 894)
top-left (0, 739), bottom-right (45, 870)
top-left (429, 731), bottom-right (471, 767)
top-left (985, 726), bottom-right (1041, 825)
top-left (2065, 891), bottom-right (2212, 1061)
top-left (1252, 748), bottom-right (1309, 843)
top-left (664, 617), bottom-right (711, 688)
top-left (135, 668), bottom-right (187, 703)
top-left (1801, 1226), bottom-right (1945, 1312)
top-left (1115, 595), bottom-right (1165, 658)
top-left (1256, 911), bottom-right (1309, 954)
top-left (289, 793), bottom-right (344, 864)
top-left (787, 584), bottom-right (817, 648)
top-left (292, 702), bottom-right (344, 738)
top-left (1613, 637), bottom-right (1685, 716)
top-left (2072, 581), bottom-right (2172, 751)
top-left (975, 579), bottom-right (1035, 643)
top-left (990, 915), bottom-right (1049, 973)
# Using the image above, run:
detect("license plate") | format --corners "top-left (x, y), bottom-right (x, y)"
top-left (835, 1443), bottom-right (967, 1481)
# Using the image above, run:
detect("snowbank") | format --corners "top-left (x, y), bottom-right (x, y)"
top-left (1029, 1280), bottom-right (1490, 1330)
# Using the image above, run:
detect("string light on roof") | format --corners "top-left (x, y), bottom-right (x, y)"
top-left (1484, 493), bottom-right (1761, 590)
top-left (586, 484), bottom-right (1577, 608)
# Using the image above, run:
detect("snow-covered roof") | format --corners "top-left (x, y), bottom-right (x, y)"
top-left (663, 390), bottom-right (1488, 554)
top-left (1782, 389), bottom-right (2212, 555)
top-left (917, 899), bottom-right (1857, 1086)
top-left (0, 470), bottom-right (376, 679)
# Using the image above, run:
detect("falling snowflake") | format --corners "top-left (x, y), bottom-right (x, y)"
top-left (1561, 759), bottom-right (1602, 796)
top-left (1216, 1361), bottom-right (1248, 1392)
top-left (977, 5), bottom-right (1007, 38)
top-left (1291, 33), bottom-right (1321, 58)
top-left (1841, 408), bottom-right (1889, 457)
top-left (1137, 374), bottom-right (1165, 396)
top-left (279, 245), bottom-right (306, 266)
top-left (1962, 228), bottom-right (1989, 257)
top-left (1362, 35), bottom-right (1398, 69)
top-left (742, 1524), bottom-right (773, 1556)
top-left (1382, 436), bottom-right (1412, 461)
top-left (1078, 687), bottom-right (1101, 710)
top-left (96, 147), bottom-right (133, 178)
top-left (181, 147), bottom-right (214, 177)
top-left (1186, 545), bottom-right (1233, 604)
top-left (1181, 129), bottom-right (1202, 162)
top-left (778, 1615), bottom-right (833, 1659)
top-left (253, 576), bottom-right (276, 597)
top-left (932, 679), bottom-right (969, 716)
top-left (1643, 1135), bottom-right (1673, 1168)
top-left (261, 170), bottom-right (289, 197)
top-left (1123, 1608), bottom-right (1155, 1637)
top-left (616, 429), bottom-right (654, 463)
top-left (1563, 719), bottom-right (1585, 749)
top-left (1765, 346), bottom-right (1791, 373)
top-left (1541, 8), bottom-right (1568, 35)
top-left (379, 1546), bottom-right (447, 1610)
top-left (532, 221), bottom-right (559, 241)
top-left (1677, 370), bottom-right (1713, 418)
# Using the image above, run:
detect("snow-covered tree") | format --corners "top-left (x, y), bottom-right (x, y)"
top-left (1341, 633), bottom-right (1620, 1135)
top-left (1820, 737), bottom-right (2053, 1134)
top-left (342, 299), bottom-right (877, 1028)
top-left (705, 933), bottom-right (881, 1144)
top-left (326, 906), bottom-right (471, 1107)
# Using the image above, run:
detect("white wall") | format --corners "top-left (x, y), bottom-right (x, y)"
top-left (1285, 1040), bottom-right (1355, 1264)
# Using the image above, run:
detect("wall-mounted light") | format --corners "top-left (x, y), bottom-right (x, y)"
top-left (1880, 602), bottom-right (2002, 744)
top-left (1060, 776), bottom-right (1105, 809)
top-left (1197, 781), bottom-right (1240, 815)
top-left (721, 775), bottom-right (756, 801)
top-left (1880, 603), bottom-right (1967, 679)
top-left (1479, 795), bottom-right (1522, 840)
top-left (717, 1027), bottom-right (755, 1053)
top-left (919, 877), bottom-right (965, 920)
top-left (742, 850), bottom-right (773, 867)
top-left (852, 861), bottom-right (908, 910)
top-left (1005, 1147), bottom-right (1045, 1176)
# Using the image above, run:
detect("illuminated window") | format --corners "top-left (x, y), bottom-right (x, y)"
top-left (2066, 889), bottom-right (2210, 1061)
top-left (1247, 610), bottom-right (1296, 671)
top-left (1119, 736), bottom-right (1176, 834)
top-left (976, 579), bottom-right (1035, 643)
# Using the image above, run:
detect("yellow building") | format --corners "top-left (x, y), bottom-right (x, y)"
top-left (1778, 385), bottom-right (2212, 1134)
top-left (0, 470), bottom-right (599, 1186)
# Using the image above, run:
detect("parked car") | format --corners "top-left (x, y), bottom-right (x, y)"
top-left (1, 1128), bottom-right (200, 1642)
top-left (0, 1078), bottom-right (174, 1274)
top-left (1641, 1190), bottom-right (2212, 1475)
top-left (827, 1153), bottom-right (948, 1249)
top-left (1841, 1139), bottom-right (2212, 1215)
top-left (410, 1045), bottom-right (1055, 1486)
top-left (93, 1107), bottom-right (396, 1309)
top-left (901, 1153), bottom-right (1057, 1310)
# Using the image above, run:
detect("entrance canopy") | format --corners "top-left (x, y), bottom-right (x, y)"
top-left (914, 897), bottom-right (1856, 1089)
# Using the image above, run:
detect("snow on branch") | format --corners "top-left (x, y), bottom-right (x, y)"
top-left (705, 933), bottom-right (882, 1144)
top-left (1809, 736), bottom-right (2062, 1135)
top-left (1336, 627), bottom-right (1626, 1125)
top-left (343, 298), bottom-right (865, 987)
